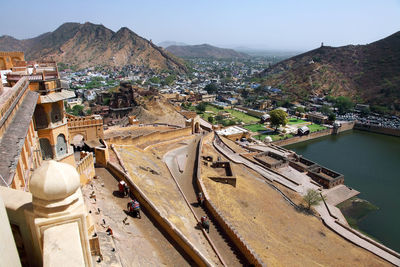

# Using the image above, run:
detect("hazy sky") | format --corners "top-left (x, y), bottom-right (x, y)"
top-left (1, 0), bottom-right (399, 51)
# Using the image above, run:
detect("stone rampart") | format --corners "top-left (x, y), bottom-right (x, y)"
top-left (76, 151), bottom-right (95, 184)
top-left (354, 123), bottom-right (400, 137)
top-left (67, 114), bottom-right (104, 143)
top-left (272, 128), bottom-right (332, 146)
top-left (94, 140), bottom-right (109, 167)
top-left (196, 136), bottom-right (265, 266)
top-left (337, 121), bottom-right (355, 133)
top-left (109, 127), bottom-right (192, 147)
top-left (106, 161), bottom-right (213, 266)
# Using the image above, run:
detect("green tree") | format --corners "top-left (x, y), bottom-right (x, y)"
top-left (204, 83), bottom-right (218, 94)
top-left (208, 116), bottom-right (214, 123)
top-left (269, 109), bottom-right (288, 131)
top-left (196, 102), bottom-right (207, 112)
top-left (149, 76), bottom-right (161, 84)
top-left (162, 75), bottom-right (176, 86)
top-left (328, 113), bottom-right (336, 121)
top-left (295, 106), bottom-right (305, 114)
top-left (215, 115), bottom-right (223, 122)
top-left (360, 106), bottom-right (371, 116)
top-left (320, 104), bottom-right (332, 115)
top-left (303, 189), bottom-right (324, 210)
top-left (71, 105), bottom-right (84, 116)
top-left (335, 96), bottom-right (354, 114)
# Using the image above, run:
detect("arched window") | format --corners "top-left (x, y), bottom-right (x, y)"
top-left (39, 138), bottom-right (53, 160)
top-left (34, 105), bottom-right (48, 129)
top-left (56, 134), bottom-right (67, 157)
top-left (51, 102), bottom-right (62, 123)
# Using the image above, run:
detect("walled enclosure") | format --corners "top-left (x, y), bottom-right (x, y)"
top-left (208, 161), bottom-right (237, 187)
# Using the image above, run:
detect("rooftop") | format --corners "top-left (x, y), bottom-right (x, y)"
top-left (216, 126), bottom-right (248, 136)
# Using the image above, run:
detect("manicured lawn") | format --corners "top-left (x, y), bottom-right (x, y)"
top-left (308, 124), bottom-right (327, 132)
top-left (243, 124), bottom-right (267, 133)
top-left (288, 118), bottom-right (308, 125)
top-left (197, 104), bottom-right (259, 124)
top-left (226, 109), bottom-right (259, 123)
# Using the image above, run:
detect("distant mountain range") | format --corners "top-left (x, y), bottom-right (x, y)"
top-left (166, 44), bottom-right (250, 59)
top-left (158, 41), bottom-right (188, 48)
top-left (0, 22), bottom-right (187, 72)
top-left (259, 31), bottom-right (400, 109)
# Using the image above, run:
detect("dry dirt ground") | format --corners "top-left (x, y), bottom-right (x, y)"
top-left (200, 133), bottom-right (390, 266)
top-left (131, 98), bottom-right (186, 127)
top-left (111, 137), bottom-right (221, 266)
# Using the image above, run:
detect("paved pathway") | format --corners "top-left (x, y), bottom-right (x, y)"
top-left (164, 136), bottom-right (245, 266)
top-left (83, 168), bottom-right (191, 266)
top-left (213, 136), bottom-right (400, 266)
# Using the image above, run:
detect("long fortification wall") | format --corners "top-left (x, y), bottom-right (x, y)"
top-left (196, 136), bottom-right (265, 266)
top-left (337, 121), bottom-right (355, 133)
top-left (354, 123), bottom-right (400, 137)
top-left (76, 151), bottom-right (95, 184)
top-left (272, 121), bottom-right (356, 147)
top-left (104, 145), bottom-right (213, 266)
top-left (109, 127), bottom-right (192, 147)
top-left (272, 129), bottom-right (333, 146)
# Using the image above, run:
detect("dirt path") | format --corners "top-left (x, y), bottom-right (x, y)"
top-left (83, 168), bottom-right (190, 266)
top-left (164, 136), bottom-right (246, 266)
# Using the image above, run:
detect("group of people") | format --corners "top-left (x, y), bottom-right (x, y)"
top-left (118, 181), bottom-right (141, 219)
top-left (118, 183), bottom-right (209, 230)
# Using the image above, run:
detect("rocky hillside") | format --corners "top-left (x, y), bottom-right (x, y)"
top-left (259, 31), bottom-right (400, 109)
top-left (166, 44), bottom-right (249, 59)
top-left (0, 22), bottom-right (187, 72)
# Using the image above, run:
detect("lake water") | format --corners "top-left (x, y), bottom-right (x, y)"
top-left (285, 130), bottom-right (400, 252)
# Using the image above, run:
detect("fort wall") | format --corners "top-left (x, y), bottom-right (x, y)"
top-left (354, 123), bottom-right (400, 137)
top-left (272, 122), bottom-right (355, 147)
top-left (196, 136), bottom-right (265, 266)
top-left (272, 128), bottom-right (332, 146)
top-left (76, 151), bottom-right (95, 184)
top-left (108, 127), bottom-right (192, 147)
top-left (67, 114), bottom-right (104, 143)
top-left (94, 140), bottom-right (109, 167)
top-left (0, 51), bottom-right (25, 70)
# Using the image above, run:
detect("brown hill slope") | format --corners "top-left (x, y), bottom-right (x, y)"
top-left (166, 44), bottom-right (249, 59)
top-left (0, 22), bottom-right (187, 72)
top-left (259, 31), bottom-right (400, 109)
